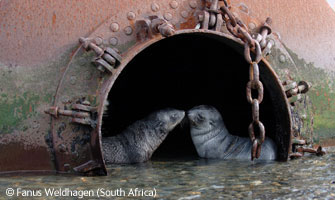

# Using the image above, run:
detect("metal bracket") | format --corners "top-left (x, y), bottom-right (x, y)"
top-left (283, 80), bottom-right (311, 104)
top-left (45, 100), bottom-right (97, 127)
top-left (73, 160), bottom-right (102, 174)
top-left (79, 37), bottom-right (122, 74)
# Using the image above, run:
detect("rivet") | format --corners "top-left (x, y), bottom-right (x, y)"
top-left (110, 23), bottom-right (120, 32)
top-left (110, 37), bottom-right (118, 46)
top-left (189, 0), bottom-right (197, 9)
top-left (279, 55), bottom-right (286, 63)
top-left (85, 71), bottom-right (92, 80)
top-left (239, 3), bottom-right (249, 13)
top-left (127, 12), bottom-right (136, 20)
top-left (94, 37), bottom-right (103, 46)
top-left (70, 76), bottom-right (76, 85)
top-left (248, 22), bottom-right (256, 30)
top-left (124, 26), bottom-right (133, 35)
top-left (164, 13), bottom-right (173, 21)
top-left (78, 57), bottom-right (87, 66)
top-left (151, 3), bottom-right (160, 12)
top-left (181, 11), bottom-right (189, 18)
top-left (170, 1), bottom-right (179, 9)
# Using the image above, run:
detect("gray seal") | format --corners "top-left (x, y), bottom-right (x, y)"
top-left (187, 105), bottom-right (277, 160)
top-left (102, 108), bottom-right (185, 164)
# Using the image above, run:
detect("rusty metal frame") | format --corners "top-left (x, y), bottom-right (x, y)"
top-left (97, 29), bottom-right (293, 162)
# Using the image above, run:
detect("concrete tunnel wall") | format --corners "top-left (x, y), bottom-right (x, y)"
top-left (101, 33), bottom-right (291, 160)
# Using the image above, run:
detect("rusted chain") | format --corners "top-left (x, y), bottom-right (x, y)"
top-left (219, 2), bottom-right (272, 160)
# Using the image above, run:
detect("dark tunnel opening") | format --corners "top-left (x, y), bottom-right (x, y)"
top-left (101, 34), bottom-right (278, 160)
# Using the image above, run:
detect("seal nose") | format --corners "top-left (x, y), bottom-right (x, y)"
top-left (186, 111), bottom-right (196, 122)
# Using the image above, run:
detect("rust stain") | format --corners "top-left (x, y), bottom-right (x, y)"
top-left (52, 12), bottom-right (57, 27)
top-left (180, 15), bottom-right (197, 30)
top-left (0, 143), bottom-right (53, 172)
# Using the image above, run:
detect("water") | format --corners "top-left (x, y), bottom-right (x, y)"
top-left (1, 150), bottom-right (335, 200)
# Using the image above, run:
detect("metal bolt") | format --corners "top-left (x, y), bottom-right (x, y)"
top-left (64, 163), bottom-right (71, 171)
top-left (124, 26), bottom-right (133, 35)
top-left (33, 123), bottom-right (39, 129)
top-left (110, 23), bottom-right (120, 32)
top-left (82, 100), bottom-right (91, 106)
top-left (94, 37), bottom-right (103, 46)
top-left (127, 12), bottom-right (136, 20)
top-left (151, 3), bottom-right (160, 12)
top-left (189, 0), bottom-right (197, 9)
top-left (279, 54), bottom-right (286, 63)
top-left (158, 23), bottom-right (175, 37)
top-left (181, 11), bottom-right (189, 18)
top-left (164, 13), bottom-right (173, 21)
top-left (248, 22), bottom-right (256, 30)
top-left (170, 1), bottom-right (179, 9)
top-left (109, 37), bottom-right (118, 46)
top-left (97, 65), bottom-right (105, 72)
top-left (58, 144), bottom-right (67, 153)
top-left (61, 97), bottom-right (70, 104)
top-left (70, 76), bottom-right (76, 85)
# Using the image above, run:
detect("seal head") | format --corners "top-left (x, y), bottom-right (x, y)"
top-left (149, 108), bottom-right (186, 132)
top-left (187, 105), bottom-right (224, 133)
top-left (187, 105), bottom-right (277, 160)
top-left (102, 108), bottom-right (185, 164)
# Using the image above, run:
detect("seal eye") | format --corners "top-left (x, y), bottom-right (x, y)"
top-left (197, 114), bottom-right (205, 122)
top-left (170, 113), bottom-right (178, 122)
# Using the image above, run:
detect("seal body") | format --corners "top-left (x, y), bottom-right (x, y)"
top-left (187, 105), bottom-right (277, 160)
top-left (102, 108), bottom-right (185, 164)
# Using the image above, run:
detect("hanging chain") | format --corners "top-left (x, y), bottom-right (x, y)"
top-left (218, 1), bottom-right (272, 160)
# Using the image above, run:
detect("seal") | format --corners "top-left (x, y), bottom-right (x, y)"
top-left (102, 108), bottom-right (185, 164)
top-left (187, 105), bottom-right (277, 160)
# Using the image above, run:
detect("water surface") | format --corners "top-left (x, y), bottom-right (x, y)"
top-left (1, 150), bottom-right (335, 199)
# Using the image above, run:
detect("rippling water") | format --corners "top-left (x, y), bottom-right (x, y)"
top-left (1, 149), bottom-right (335, 199)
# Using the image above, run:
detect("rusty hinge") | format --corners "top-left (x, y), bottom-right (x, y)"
top-left (79, 37), bottom-right (122, 74)
top-left (45, 100), bottom-right (97, 127)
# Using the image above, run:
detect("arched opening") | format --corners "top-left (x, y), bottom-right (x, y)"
top-left (101, 32), bottom-right (291, 161)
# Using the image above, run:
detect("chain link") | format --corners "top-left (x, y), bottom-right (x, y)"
top-left (219, 2), bottom-right (272, 160)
